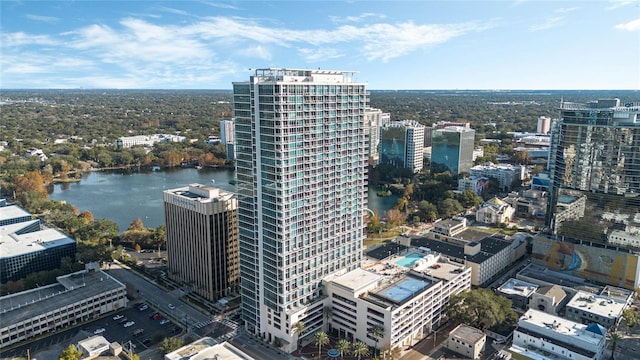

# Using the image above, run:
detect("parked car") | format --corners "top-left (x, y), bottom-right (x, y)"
top-left (160, 319), bottom-right (170, 325)
top-left (123, 321), bottom-right (135, 328)
top-left (113, 314), bottom-right (124, 320)
top-left (151, 313), bottom-right (161, 320)
top-left (138, 304), bottom-right (148, 311)
top-left (168, 303), bottom-right (176, 310)
top-left (93, 328), bottom-right (105, 334)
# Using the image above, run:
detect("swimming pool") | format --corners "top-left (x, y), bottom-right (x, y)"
top-left (395, 252), bottom-right (424, 268)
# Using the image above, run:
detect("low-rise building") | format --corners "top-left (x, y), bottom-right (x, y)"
top-left (411, 236), bottom-right (513, 286)
top-left (496, 278), bottom-right (539, 310)
top-left (114, 134), bottom-right (186, 149)
top-left (447, 324), bottom-right (486, 360)
top-left (503, 189), bottom-right (547, 218)
top-left (458, 176), bottom-right (490, 196)
top-left (476, 197), bottom-right (515, 225)
top-left (564, 290), bottom-right (628, 329)
top-left (0, 265), bottom-right (127, 348)
top-left (78, 335), bottom-right (111, 359)
top-left (510, 309), bottom-right (606, 360)
top-left (1, 205), bottom-right (76, 282)
top-left (528, 285), bottom-right (567, 315)
top-left (470, 163), bottom-right (527, 191)
top-left (324, 257), bottom-right (471, 350)
top-left (164, 337), bottom-right (259, 360)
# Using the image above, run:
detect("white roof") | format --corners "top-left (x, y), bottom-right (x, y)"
top-left (566, 290), bottom-right (627, 320)
top-left (165, 338), bottom-right (253, 360)
top-left (0, 227), bottom-right (75, 259)
top-left (328, 268), bottom-right (383, 292)
top-left (0, 205), bottom-right (31, 222)
top-left (518, 309), bottom-right (604, 347)
top-left (497, 278), bottom-right (538, 297)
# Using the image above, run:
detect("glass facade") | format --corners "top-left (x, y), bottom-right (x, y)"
top-left (431, 127), bottom-right (475, 175)
top-left (547, 100), bottom-right (640, 247)
top-left (233, 69), bottom-right (368, 345)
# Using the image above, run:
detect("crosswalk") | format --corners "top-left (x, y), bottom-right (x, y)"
top-left (192, 319), bottom-right (239, 330)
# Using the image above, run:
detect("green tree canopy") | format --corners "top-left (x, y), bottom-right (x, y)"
top-left (445, 288), bottom-right (517, 330)
top-left (59, 344), bottom-right (82, 360)
top-left (159, 337), bottom-right (183, 354)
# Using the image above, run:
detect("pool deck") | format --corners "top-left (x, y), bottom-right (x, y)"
top-left (362, 248), bottom-right (421, 277)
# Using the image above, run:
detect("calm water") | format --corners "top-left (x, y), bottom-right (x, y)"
top-left (50, 168), bottom-right (397, 232)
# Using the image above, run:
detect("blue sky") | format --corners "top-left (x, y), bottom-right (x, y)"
top-left (1, 0), bottom-right (639, 90)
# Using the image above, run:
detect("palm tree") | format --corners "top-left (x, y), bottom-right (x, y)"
top-left (337, 339), bottom-right (351, 359)
top-left (315, 331), bottom-right (329, 358)
top-left (380, 344), bottom-right (402, 360)
top-left (352, 341), bottom-right (370, 360)
top-left (368, 325), bottom-right (385, 358)
top-left (609, 332), bottom-right (621, 360)
top-left (292, 321), bottom-right (307, 351)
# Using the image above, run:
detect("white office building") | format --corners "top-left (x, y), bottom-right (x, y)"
top-left (233, 68), bottom-right (368, 352)
top-left (470, 163), bottom-right (527, 191)
top-left (364, 107), bottom-right (384, 165)
top-left (510, 309), bottom-right (606, 360)
top-left (114, 134), bottom-right (185, 148)
top-left (379, 120), bottom-right (425, 173)
top-left (220, 119), bottom-right (236, 160)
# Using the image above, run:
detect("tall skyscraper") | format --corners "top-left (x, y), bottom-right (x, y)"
top-left (430, 126), bottom-right (475, 175)
top-left (163, 184), bottom-right (239, 302)
top-left (220, 119), bottom-right (236, 160)
top-left (364, 107), bottom-right (384, 165)
top-left (233, 68), bottom-right (368, 350)
top-left (546, 99), bottom-right (640, 244)
top-left (379, 120), bottom-right (425, 173)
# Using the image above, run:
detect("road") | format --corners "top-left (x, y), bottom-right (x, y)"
top-left (106, 262), bottom-right (212, 329)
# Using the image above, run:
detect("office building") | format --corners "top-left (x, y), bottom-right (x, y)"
top-left (220, 119), bottom-right (236, 160)
top-left (564, 290), bottom-right (628, 329)
top-left (496, 278), bottom-right (539, 309)
top-left (537, 116), bottom-right (551, 134)
top-left (232, 68), bottom-right (368, 351)
top-left (379, 120), bottom-right (425, 173)
top-left (0, 265), bottom-right (127, 348)
top-left (1, 202), bottom-right (76, 282)
top-left (469, 163), bottom-right (527, 191)
top-left (546, 99), bottom-right (640, 248)
top-left (364, 107), bottom-right (384, 165)
top-left (324, 259), bottom-right (471, 350)
top-left (164, 184), bottom-right (239, 301)
top-left (114, 134), bottom-right (185, 149)
top-left (431, 126), bottom-right (475, 175)
top-left (510, 309), bottom-right (606, 360)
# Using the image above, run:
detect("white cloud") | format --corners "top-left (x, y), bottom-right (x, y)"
top-left (0, 32), bottom-right (58, 46)
top-left (329, 13), bottom-right (387, 23)
top-left (607, 0), bottom-right (637, 10)
top-left (615, 18), bottom-right (640, 31)
top-left (529, 17), bottom-right (564, 31)
top-left (298, 48), bottom-right (345, 62)
top-left (238, 45), bottom-right (272, 60)
top-left (25, 14), bottom-right (60, 23)
top-left (555, 7), bottom-right (580, 13)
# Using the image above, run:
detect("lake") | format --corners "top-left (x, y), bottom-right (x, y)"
top-left (49, 168), bottom-right (397, 232)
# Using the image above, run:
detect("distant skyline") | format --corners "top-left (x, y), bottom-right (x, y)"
top-left (1, 0), bottom-right (639, 90)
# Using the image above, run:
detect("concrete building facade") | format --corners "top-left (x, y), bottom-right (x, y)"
top-left (233, 68), bottom-right (368, 351)
top-left (446, 324), bottom-right (486, 359)
top-left (0, 266), bottom-right (127, 348)
top-left (164, 184), bottom-right (239, 301)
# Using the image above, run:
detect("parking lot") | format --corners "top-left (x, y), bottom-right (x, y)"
top-left (0, 302), bottom-right (181, 360)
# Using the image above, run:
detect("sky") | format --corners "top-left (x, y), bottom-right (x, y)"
top-left (1, 0), bottom-right (639, 90)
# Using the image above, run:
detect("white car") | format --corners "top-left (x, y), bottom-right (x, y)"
top-left (168, 304), bottom-right (176, 310)
top-left (93, 328), bottom-right (105, 334)
top-left (160, 319), bottom-right (170, 325)
top-left (113, 314), bottom-right (124, 320)
top-left (123, 321), bottom-right (135, 328)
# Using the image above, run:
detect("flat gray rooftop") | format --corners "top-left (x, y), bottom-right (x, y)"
top-left (0, 270), bottom-right (125, 327)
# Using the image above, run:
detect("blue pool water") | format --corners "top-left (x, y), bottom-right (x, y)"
top-left (380, 277), bottom-right (431, 303)
top-left (395, 253), bottom-right (424, 267)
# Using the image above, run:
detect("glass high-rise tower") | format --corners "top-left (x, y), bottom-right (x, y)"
top-left (233, 68), bottom-right (368, 351)
top-left (547, 99), bottom-right (640, 245)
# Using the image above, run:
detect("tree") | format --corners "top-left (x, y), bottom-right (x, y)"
top-left (609, 332), bottom-right (621, 359)
top-left (623, 308), bottom-right (640, 327)
top-left (457, 189), bottom-right (482, 208)
top-left (337, 339), bottom-right (351, 359)
top-left (292, 321), bottom-right (306, 350)
top-left (13, 171), bottom-right (48, 200)
top-left (352, 341), bottom-right (370, 360)
top-left (437, 198), bottom-right (463, 218)
top-left (159, 337), bottom-right (183, 354)
top-left (417, 200), bottom-right (438, 222)
top-left (445, 288), bottom-right (517, 330)
top-left (380, 344), bottom-right (402, 360)
top-left (129, 217), bottom-right (145, 230)
top-left (314, 331), bottom-right (329, 358)
top-left (385, 209), bottom-right (407, 227)
top-left (368, 325), bottom-right (385, 358)
top-left (59, 344), bottom-right (82, 360)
